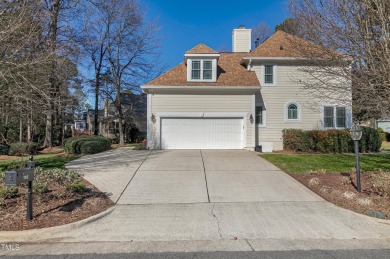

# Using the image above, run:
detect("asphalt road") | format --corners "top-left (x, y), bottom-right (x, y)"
top-left (3, 250), bottom-right (390, 259)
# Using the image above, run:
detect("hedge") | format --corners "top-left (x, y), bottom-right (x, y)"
top-left (0, 143), bottom-right (10, 155)
top-left (9, 142), bottom-right (39, 156)
top-left (63, 136), bottom-right (111, 154)
top-left (283, 127), bottom-right (381, 153)
top-left (377, 128), bottom-right (386, 142)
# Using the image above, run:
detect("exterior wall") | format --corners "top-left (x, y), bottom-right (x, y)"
top-left (252, 62), bottom-right (352, 151)
top-left (232, 29), bottom-right (251, 53)
top-left (378, 121), bottom-right (390, 133)
top-left (148, 93), bottom-right (255, 150)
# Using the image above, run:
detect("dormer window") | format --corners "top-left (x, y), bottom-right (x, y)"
top-left (184, 43), bottom-right (220, 83)
top-left (191, 60), bottom-right (213, 80)
top-left (186, 58), bottom-right (218, 82)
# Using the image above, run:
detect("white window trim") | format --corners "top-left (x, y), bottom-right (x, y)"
top-left (187, 58), bottom-right (217, 82)
top-left (321, 105), bottom-right (352, 129)
top-left (284, 101), bottom-right (301, 123)
top-left (261, 64), bottom-right (277, 86)
top-left (255, 103), bottom-right (267, 128)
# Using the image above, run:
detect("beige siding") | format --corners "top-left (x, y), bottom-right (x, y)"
top-left (253, 63), bottom-right (352, 150)
top-left (151, 94), bottom-right (254, 149)
top-left (232, 29), bottom-right (251, 53)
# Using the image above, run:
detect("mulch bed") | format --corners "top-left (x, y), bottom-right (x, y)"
top-left (0, 179), bottom-right (114, 231)
top-left (292, 171), bottom-right (390, 219)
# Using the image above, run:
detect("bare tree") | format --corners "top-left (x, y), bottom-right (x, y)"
top-left (288, 0), bottom-right (390, 121)
top-left (252, 22), bottom-right (272, 48)
top-left (79, 0), bottom-right (110, 136)
top-left (95, 0), bottom-right (160, 145)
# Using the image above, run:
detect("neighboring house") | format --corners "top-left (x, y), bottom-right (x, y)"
top-left (141, 27), bottom-right (352, 151)
top-left (86, 93), bottom-right (147, 142)
top-left (377, 120), bottom-right (390, 133)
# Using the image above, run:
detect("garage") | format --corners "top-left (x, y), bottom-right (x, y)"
top-left (161, 118), bottom-right (244, 149)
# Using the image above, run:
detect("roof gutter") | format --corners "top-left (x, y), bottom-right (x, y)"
top-left (141, 85), bottom-right (261, 93)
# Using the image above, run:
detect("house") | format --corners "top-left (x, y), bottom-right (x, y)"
top-left (141, 27), bottom-right (352, 151)
top-left (86, 93), bottom-right (147, 142)
top-left (377, 120), bottom-right (390, 133)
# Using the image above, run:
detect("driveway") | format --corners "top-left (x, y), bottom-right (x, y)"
top-left (67, 149), bottom-right (322, 204)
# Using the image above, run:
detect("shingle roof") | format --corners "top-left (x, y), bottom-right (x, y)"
top-left (185, 43), bottom-right (219, 54)
top-left (250, 30), bottom-right (347, 58)
top-left (146, 52), bottom-right (260, 86)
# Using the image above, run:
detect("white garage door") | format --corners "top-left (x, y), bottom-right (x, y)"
top-left (161, 118), bottom-right (244, 149)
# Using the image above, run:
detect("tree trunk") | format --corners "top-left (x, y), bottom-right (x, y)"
top-left (19, 116), bottom-right (23, 143)
top-left (94, 78), bottom-right (100, 135)
top-left (43, 110), bottom-right (53, 148)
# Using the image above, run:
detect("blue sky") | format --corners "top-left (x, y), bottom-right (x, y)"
top-left (142, 0), bottom-right (290, 70)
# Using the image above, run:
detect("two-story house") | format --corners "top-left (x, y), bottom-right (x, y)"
top-left (141, 27), bottom-right (352, 151)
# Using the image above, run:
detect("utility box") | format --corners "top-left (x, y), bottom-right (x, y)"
top-left (4, 168), bottom-right (35, 186)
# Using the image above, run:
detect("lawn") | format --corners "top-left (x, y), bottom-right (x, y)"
top-left (0, 153), bottom-right (79, 171)
top-left (260, 153), bottom-right (390, 174)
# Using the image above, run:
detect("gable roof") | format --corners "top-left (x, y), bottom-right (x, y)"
top-left (249, 30), bottom-right (347, 58)
top-left (185, 43), bottom-right (219, 54)
top-left (145, 52), bottom-right (260, 87)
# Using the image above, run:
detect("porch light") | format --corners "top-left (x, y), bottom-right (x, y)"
top-left (350, 124), bottom-right (362, 192)
top-left (151, 113), bottom-right (156, 124)
top-left (249, 113), bottom-right (254, 124)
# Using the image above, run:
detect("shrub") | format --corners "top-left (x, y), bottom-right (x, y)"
top-left (377, 128), bottom-right (386, 142)
top-left (134, 143), bottom-right (147, 150)
top-left (9, 142), bottom-right (39, 156)
top-left (283, 127), bottom-right (380, 153)
top-left (34, 167), bottom-right (81, 185)
top-left (0, 187), bottom-right (18, 199)
top-left (0, 143), bottom-right (10, 155)
top-left (80, 140), bottom-right (111, 154)
top-left (33, 182), bottom-right (49, 194)
top-left (64, 136), bottom-right (111, 154)
top-left (66, 181), bottom-right (87, 193)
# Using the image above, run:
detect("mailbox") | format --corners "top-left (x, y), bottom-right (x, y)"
top-left (5, 168), bottom-right (35, 186)
top-left (3, 156), bottom-right (35, 221)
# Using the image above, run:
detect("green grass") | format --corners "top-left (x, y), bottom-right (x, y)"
top-left (260, 153), bottom-right (390, 174)
top-left (381, 141), bottom-right (390, 151)
top-left (0, 153), bottom-right (79, 172)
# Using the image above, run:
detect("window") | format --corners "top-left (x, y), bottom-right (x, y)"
top-left (264, 65), bottom-right (274, 84)
top-left (255, 106), bottom-right (263, 124)
top-left (336, 107), bottom-right (346, 128)
top-left (288, 104), bottom-right (298, 120)
top-left (189, 59), bottom-right (215, 81)
top-left (324, 107), bottom-right (334, 127)
top-left (203, 61), bottom-right (212, 79)
top-left (191, 61), bottom-right (201, 80)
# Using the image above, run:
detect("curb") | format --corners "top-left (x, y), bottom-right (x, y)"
top-left (0, 206), bottom-right (115, 242)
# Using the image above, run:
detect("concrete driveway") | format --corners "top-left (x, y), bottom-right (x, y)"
top-left (67, 149), bottom-right (322, 204)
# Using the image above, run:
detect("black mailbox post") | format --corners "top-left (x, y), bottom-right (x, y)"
top-left (4, 156), bottom-right (35, 221)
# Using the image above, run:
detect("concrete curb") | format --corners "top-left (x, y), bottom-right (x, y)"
top-left (0, 206), bottom-right (115, 243)
top-left (1, 238), bottom-right (389, 256)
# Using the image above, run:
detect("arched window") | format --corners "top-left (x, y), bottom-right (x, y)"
top-left (288, 104), bottom-right (298, 120)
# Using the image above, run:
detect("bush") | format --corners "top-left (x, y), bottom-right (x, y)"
top-left (0, 186), bottom-right (18, 199)
top-left (9, 142), bottom-right (39, 156)
top-left (0, 143), bottom-right (10, 155)
top-left (66, 181), bottom-right (87, 193)
top-left (80, 140), bottom-right (111, 154)
top-left (283, 127), bottom-right (381, 153)
top-left (64, 136), bottom-right (111, 154)
top-left (33, 182), bottom-right (49, 194)
top-left (377, 128), bottom-right (386, 142)
top-left (134, 143), bottom-right (147, 150)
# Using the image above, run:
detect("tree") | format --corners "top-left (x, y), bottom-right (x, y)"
top-left (274, 18), bottom-right (300, 35)
top-left (79, 0), bottom-right (110, 136)
top-left (251, 22), bottom-right (272, 48)
top-left (288, 0), bottom-right (390, 121)
top-left (97, 0), bottom-right (160, 145)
